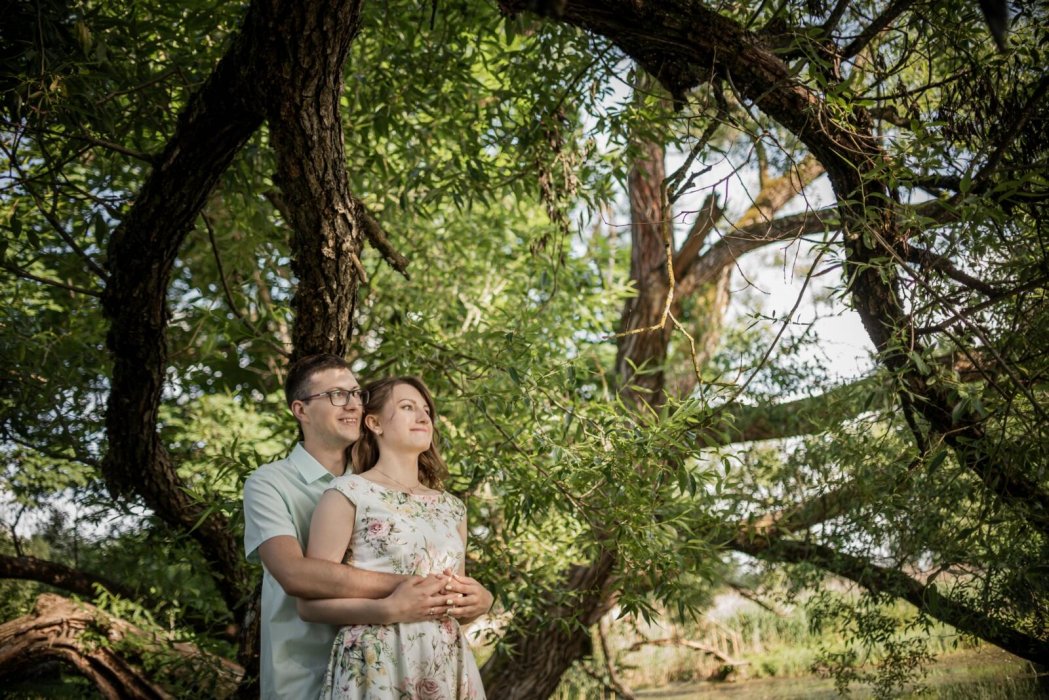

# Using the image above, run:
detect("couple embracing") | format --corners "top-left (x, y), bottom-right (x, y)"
top-left (243, 354), bottom-right (491, 699)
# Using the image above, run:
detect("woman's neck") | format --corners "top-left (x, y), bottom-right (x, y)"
top-left (371, 451), bottom-right (422, 484)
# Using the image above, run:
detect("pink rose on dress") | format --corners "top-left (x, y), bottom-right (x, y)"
top-left (367, 519), bottom-right (391, 537)
top-left (415, 677), bottom-right (442, 700)
top-left (440, 617), bottom-right (458, 640)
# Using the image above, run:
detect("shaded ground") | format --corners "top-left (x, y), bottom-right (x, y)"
top-left (635, 647), bottom-right (1044, 699)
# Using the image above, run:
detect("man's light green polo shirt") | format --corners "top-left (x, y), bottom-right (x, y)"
top-left (244, 443), bottom-right (339, 700)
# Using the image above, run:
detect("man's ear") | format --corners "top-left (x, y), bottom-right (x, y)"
top-left (290, 400), bottom-right (308, 423)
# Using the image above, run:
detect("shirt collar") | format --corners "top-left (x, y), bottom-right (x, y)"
top-left (288, 443), bottom-right (341, 484)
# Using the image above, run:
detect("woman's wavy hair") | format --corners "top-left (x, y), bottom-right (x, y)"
top-left (351, 376), bottom-right (448, 490)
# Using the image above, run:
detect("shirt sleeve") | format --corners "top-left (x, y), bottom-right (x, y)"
top-left (243, 471), bottom-right (297, 563)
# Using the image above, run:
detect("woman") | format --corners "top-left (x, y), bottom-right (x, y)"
top-left (299, 377), bottom-right (488, 699)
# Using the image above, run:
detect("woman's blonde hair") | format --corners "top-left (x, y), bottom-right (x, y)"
top-left (351, 376), bottom-right (448, 489)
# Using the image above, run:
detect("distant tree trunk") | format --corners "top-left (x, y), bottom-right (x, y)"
top-left (616, 137), bottom-right (672, 404)
top-left (480, 553), bottom-right (616, 699)
top-left (484, 112), bottom-right (676, 699)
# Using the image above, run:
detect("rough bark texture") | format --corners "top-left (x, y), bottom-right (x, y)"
top-left (0, 553), bottom-right (138, 602)
top-left (0, 594), bottom-right (242, 699)
top-left (98, 0), bottom-right (368, 692)
top-left (257, 0), bottom-right (368, 358)
top-left (615, 138), bottom-right (673, 404)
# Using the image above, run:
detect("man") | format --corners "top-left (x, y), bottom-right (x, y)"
top-left (243, 354), bottom-right (491, 699)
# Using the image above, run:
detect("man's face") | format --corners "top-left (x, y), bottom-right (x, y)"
top-left (293, 367), bottom-right (363, 447)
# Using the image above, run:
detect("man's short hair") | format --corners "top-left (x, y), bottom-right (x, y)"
top-left (284, 354), bottom-right (353, 407)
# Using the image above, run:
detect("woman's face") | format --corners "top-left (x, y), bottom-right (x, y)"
top-left (367, 383), bottom-right (433, 455)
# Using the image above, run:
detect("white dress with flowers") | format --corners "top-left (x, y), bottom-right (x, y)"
top-left (320, 474), bottom-right (485, 700)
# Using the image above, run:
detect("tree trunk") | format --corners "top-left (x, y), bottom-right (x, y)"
top-left (616, 137), bottom-right (673, 404)
top-left (257, 0), bottom-right (368, 358)
top-left (484, 110), bottom-right (680, 698)
top-left (98, 0), bottom-right (370, 692)
top-left (481, 552), bottom-right (616, 699)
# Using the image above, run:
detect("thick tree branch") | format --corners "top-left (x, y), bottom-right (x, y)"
top-left (0, 553), bottom-right (233, 639)
top-left (0, 594), bottom-right (241, 699)
top-left (676, 207), bottom-right (836, 299)
top-left (735, 155), bottom-right (825, 230)
top-left (101, 15), bottom-right (264, 615)
top-left (0, 553), bottom-right (136, 602)
top-left (735, 539), bottom-right (1049, 665)
top-left (699, 375), bottom-right (885, 447)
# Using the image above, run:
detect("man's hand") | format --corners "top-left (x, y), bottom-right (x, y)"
top-left (439, 569), bottom-right (493, 623)
top-left (384, 575), bottom-right (449, 623)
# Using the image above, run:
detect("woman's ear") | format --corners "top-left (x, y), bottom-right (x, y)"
top-left (365, 414), bottom-right (381, 433)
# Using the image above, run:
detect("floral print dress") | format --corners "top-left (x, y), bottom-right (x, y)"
top-left (320, 474), bottom-right (485, 700)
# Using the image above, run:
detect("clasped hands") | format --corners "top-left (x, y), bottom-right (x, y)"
top-left (387, 568), bottom-right (493, 624)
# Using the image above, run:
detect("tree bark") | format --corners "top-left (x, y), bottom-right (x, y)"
top-left (98, 0), bottom-right (370, 690)
top-left (0, 594), bottom-right (242, 699)
top-left (615, 138), bottom-right (673, 404)
top-left (256, 0), bottom-right (369, 358)
top-left (480, 551), bottom-right (617, 699)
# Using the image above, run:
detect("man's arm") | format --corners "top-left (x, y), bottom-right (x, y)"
top-left (297, 575), bottom-right (448, 625)
top-left (258, 536), bottom-right (405, 600)
top-left (244, 472), bottom-right (405, 599)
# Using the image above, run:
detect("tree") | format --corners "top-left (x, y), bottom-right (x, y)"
top-left (2, 0), bottom-right (1047, 697)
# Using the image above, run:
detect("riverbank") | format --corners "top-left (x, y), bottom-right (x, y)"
top-left (634, 647), bottom-right (1043, 699)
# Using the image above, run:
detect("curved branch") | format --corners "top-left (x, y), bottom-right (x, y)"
top-left (735, 539), bottom-right (1049, 665)
top-left (0, 594), bottom-right (241, 699)
top-left (676, 207), bottom-right (837, 299)
top-left (699, 375), bottom-right (885, 447)
top-left (0, 553), bottom-right (136, 601)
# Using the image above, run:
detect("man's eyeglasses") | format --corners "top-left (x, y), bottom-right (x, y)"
top-left (299, 389), bottom-right (369, 407)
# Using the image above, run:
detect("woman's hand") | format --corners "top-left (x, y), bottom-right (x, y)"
top-left (383, 575), bottom-right (449, 623)
top-left (439, 570), bottom-right (493, 623)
